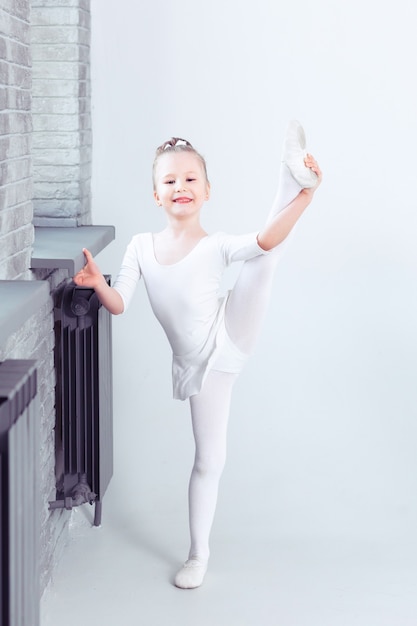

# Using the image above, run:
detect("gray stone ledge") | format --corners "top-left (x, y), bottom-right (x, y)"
top-left (0, 280), bottom-right (50, 348)
top-left (31, 225), bottom-right (115, 274)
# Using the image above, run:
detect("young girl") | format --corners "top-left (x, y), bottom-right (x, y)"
top-left (74, 121), bottom-right (322, 589)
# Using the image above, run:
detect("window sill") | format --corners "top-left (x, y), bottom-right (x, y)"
top-left (31, 225), bottom-right (116, 275)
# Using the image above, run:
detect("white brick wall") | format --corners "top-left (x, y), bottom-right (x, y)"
top-left (31, 0), bottom-right (92, 226)
top-left (0, 0), bottom-right (34, 279)
top-left (1, 0), bottom-right (94, 600)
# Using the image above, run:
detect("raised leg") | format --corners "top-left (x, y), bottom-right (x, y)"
top-left (225, 160), bottom-right (303, 355)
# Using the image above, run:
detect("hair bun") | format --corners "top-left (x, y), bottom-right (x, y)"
top-left (156, 137), bottom-right (193, 155)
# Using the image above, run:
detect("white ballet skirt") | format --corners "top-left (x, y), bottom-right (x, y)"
top-left (113, 231), bottom-right (267, 400)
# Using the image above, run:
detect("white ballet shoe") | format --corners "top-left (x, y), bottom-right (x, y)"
top-left (174, 558), bottom-right (208, 589)
top-left (281, 120), bottom-right (318, 189)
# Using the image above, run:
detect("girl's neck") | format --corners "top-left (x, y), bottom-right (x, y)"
top-left (163, 215), bottom-right (207, 240)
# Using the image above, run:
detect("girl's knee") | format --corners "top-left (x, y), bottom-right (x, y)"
top-left (193, 452), bottom-right (226, 479)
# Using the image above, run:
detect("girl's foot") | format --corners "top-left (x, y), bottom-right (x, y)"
top-left (174, 558), bottom-right (208, 589)
top-left (282, 120), bottom-right (318, 188)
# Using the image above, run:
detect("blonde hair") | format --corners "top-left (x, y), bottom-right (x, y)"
top-left (152, 137), bottom-right (209, 189)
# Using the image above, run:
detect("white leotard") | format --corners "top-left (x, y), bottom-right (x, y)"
top-left (113, 231), bottom-right (267, 399)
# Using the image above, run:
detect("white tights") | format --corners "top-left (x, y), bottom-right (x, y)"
top-left (185, 165), bottom-right (302, 565)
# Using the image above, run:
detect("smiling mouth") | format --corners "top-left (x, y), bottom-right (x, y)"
top-left (174, 197), bottom-right (192, 203)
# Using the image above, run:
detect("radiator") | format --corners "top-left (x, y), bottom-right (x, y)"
top-left (0, 360), bottom-right (39, 626)
top-left (50, 279), bottom-right (113, 526)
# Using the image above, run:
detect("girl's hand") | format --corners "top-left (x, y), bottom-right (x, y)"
top-left (301, 153), bottom-right (322, 200)
top-left (304, 153), bottom-right (322, 187)
top-left (73, 248), bottom-right (106, 289)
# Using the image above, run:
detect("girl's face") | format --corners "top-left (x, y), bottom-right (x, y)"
top-left (153, 151), bottom-right (210, 217)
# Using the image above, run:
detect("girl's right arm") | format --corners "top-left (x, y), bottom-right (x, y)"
top-left (73, 248), bottom-right (124, 315)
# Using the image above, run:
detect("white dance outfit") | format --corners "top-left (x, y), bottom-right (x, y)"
top-left (113, 231), bottom-right (269, 400)
top-left (110, 125), bottom-right (311, 585)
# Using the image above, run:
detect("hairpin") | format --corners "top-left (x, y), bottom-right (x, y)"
top-left (163, 139), bottom-right (190, 150)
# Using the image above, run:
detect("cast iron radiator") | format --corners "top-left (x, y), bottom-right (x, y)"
top-left (0, 360), bottom-right (39, 626)
top-left (49, 278), bottom-right (113, 526)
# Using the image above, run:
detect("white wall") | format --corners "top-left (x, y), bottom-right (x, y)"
top-left (90, 0), bottom-right (417, 543)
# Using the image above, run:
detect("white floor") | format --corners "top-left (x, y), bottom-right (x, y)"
top-left (40, 481), bottom-right (417, 626)
top-left (40, 270), bottom-right (417, 626)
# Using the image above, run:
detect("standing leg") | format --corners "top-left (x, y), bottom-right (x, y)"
top-left (174, 370), bottom-right (237, 589)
